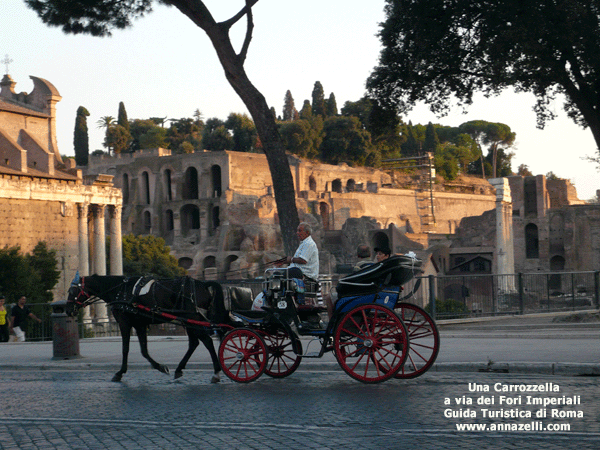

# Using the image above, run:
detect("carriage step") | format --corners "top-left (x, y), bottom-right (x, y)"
top-left (302, 351), bottom-right (324, 358)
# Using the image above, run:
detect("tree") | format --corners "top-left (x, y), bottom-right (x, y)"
top-left (73, 106), bottom-right (90, 166)
top-left (319, 116), bottom-right (373, 166)
top-left (517, 164), bottom-right (533, 176)
top-left (117, 101), bottom-right (130, 132)
top-left (367, 0), bottom-right (600, 162)
top-left (299, 100), bottom-right (312, 120)
top-left (26, 0), bottom-right (300, 254)
top-left (105, 124), bottom-right (130, 154)
top-left (282, 90), bottom-right (298, 121)
top-left (483, 123), bottom-right (516, 178)
top-left (0, 242), bottom-right (59, 303)
top-left (122, 234), bottom-right (186, 278)
top-left (311, 81), bottom-right (326, 117)
top-left (96, 115), bottom-right (115, 154)
top-left (202, 118), bottom-right (233, 151)
top-left (326, 92), bottom-right (338, 117)
top-left (423, 122), bottom-right (440, 154)
top-left (225, 112), bottom-right (257, 152)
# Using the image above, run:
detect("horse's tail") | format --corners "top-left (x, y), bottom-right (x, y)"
top-left (204, 281), bottom-right (228, 325)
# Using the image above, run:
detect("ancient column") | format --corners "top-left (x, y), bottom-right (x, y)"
top-left (77, 203), bottom-right (91, 324)
top-left (92, 204), bottom-right (109, 323)
top-left (489, 178), bottom-right (516, 290)
top-left (109, 205), bottom-right (123, 276)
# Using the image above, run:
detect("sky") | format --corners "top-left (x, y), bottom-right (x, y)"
top-left (2, 0), bottom-right (599, 200)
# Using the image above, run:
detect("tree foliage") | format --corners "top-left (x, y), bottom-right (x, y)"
top-left (311, 81), bottom-right (326, 117)
top-left (73, 106), bottom-right (90, 166)
top-left (117, 101), bottom-right (130, 132)
top-left (367, 0), bottom-right (600, 159)
top-left (282, 90), bottom-right (298, 121)
top-left (0, 242), bottom-right (60, 303)
top-left (122, 234), bottom-right (186, 278)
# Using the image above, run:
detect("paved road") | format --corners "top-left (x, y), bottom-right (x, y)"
top-left (0, 370), bottom-right (599, 449)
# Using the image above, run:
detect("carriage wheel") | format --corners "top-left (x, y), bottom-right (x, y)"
top-left (219, 328), bottom-right (267, 383)
top-left (334, 304), bottom-right (409, 383)
top-left (394, 303), bottom-right (440, 379)
top-left (262, 330), bottom-right (302, 378)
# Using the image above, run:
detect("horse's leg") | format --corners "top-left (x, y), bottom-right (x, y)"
top-left (112, 310), bottom-right (131, 382)
top-left (133, 321), bottom-right (170, 376)
top-left (198, 331), bottom-right (222, 383)
top-left (174, 329), bottom-right (199, 380)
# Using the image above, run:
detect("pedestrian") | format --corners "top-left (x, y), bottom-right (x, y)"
top-left (10, 296), bottom-right (42, 342)
top-left (0, 295), bottom-right (11, 342)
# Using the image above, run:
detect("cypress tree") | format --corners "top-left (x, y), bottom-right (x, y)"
top-left (326, 92), bottom-right (338, 116)
top-left (311, 81), bottom-right (326, 117)
top-left (118, 101), bottom-right (130, 132)
top-left (283, 90), bottom-right (297, 121)
top-left (73, 106), bottom-right (90, 166)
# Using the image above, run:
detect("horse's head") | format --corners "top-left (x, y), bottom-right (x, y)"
top-left (66, 274), bottom-right (91, 316)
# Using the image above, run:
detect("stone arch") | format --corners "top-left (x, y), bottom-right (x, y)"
top-left (211, 205), bottom-right (220, 231)
top-left (224, 254), bottom-right (239, 274)
top-left (332, 178), bottom-right (342, 193)
top-left (372, 231), bottom-right (391, 253)
top-left (211, 165), bottom-right (222, 198)
top-left (203, 256), bottom-right (216, 269)
top-left (525, 223), bottom-right (539, 259)
top-left (309, 175), bottom-right (317, 191)
top-left (180, 204), bottom-right (200, 235)
top-left (178, 257), bottom-right (193, 270)
top-left (183, 166), bottom-right (199, 200)
top-left (346, 179), bottom-right (356, 192)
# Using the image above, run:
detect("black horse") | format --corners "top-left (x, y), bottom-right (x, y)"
top-left (67, 274), bottom-right (230, 383)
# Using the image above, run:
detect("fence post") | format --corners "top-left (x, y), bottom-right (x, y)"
top-left (595, 272), bottom-right (600, 309)
top-left (571, 273), bottom-right (576, 311)
top-left (428, 275), bottom-right (436, 320)
top-left (518, 273), bottom-right (524, 315)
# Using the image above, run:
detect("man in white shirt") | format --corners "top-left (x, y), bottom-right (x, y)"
top-left (286, 222), bottom-right (319, 280)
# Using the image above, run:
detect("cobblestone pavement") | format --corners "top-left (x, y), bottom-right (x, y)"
top-left (1, 369), bottom-right (599, 449)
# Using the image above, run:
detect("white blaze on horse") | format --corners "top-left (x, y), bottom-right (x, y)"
top-left (67, 273), bottom-right (231, 383)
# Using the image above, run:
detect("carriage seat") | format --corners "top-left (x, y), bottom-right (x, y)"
top-left (227, 286), bottom-right (254, 311)
top-left (336, 254), bottom-right (421, 299)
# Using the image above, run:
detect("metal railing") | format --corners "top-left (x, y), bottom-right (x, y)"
top-left (10, 270), bottom-right (599, 341)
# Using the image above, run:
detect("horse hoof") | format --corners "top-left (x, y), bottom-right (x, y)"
top-left (159, 365), bottom-right (170, 375)
top-left (174, 371), bottom-right (183, 380)
top-left (211, 374), bottom-right (221, 384)
top-left (111, 375), bottom-right (122, 382)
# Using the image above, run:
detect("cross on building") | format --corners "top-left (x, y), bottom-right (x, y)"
top-left (2, 54), bottom-right (13, 74)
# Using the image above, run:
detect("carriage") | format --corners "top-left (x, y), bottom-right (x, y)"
top-left (222, 254), bottom-right (439, 383)
top-left (67, 254), bottom-right (439, 384)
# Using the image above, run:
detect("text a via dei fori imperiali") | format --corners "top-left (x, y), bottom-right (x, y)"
top-left (444, 382), bottom-right (585, 433)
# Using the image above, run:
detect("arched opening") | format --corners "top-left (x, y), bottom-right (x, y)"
top-left (524, 177), bottom-right (538, 216)
top-left (372, 231), bottom-right (391, 254)
top-left (309, 175), bottom-right (317, 191)
top-left (549, 255), bottom-right (566, 292)
top-left (178, 257), bottom-right (193, 270)
top-left (165, 209), bottom-right (174, 231)
top-left (319, 202), bottom-right (330, 230)
top-left (143, 211), bottom-right (151, 231)
top-left (346, 179), bottom-right (356, 192)
top-left (224, 254), bottom-right (239, 275)
top-left (180, 204), bottom-right (200, 235)
top-left (332, 178), bottom-right (342, 193)
top-left (122, 173), bottom-right (129, 204)
top-left (141, 171), bottom-right (150, 204)
top-left (525, 223), bottom-right (539, 259)
top-left (203, 256), bottom-right (216, 269)
top-left (212, 206), bottom-right (220, 230)
top-left (183, 167), bottom-right (199, 200)
top-left (211, 165), bottom-right (222, 198)
top-left (164, 169), bottom-right (173, 201)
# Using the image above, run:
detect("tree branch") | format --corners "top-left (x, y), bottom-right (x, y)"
top-left (220, 0), bottom-right (259, 30)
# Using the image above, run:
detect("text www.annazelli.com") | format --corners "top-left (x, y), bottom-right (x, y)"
top-left (456, 422), bottom-right (571, 432)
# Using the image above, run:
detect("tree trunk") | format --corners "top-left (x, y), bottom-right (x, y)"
top-left (170, 1), bottom-right (300, 255)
